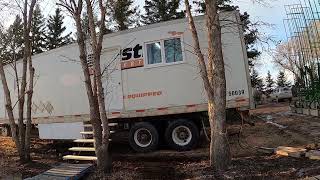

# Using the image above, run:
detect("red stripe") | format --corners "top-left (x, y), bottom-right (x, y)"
top-left (186, 104), bottom-right (196, 108)
top-left (75, 115), bottom-right (82, 117)
top-left (157, 107), bottom-right (168, 110)
top-left (236, 99), bottom-right (247, 102)
top-left (57, 116), bottom-right (64, 118)
top-left (136, 109), bottom-right (145, 113)
top-left (43, 117), bottom-right (49, 119)
top-left (111, 112), bottom-right (121, 115)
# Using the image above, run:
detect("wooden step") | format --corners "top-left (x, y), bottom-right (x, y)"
top-left (69, 147), bottom-right (95, 152)
top-left (80, 131), bottom-right (94, 135)
top-left (74, 139), bottom-right (95, 143)
top-left (73, 139), bottom-right (112, 143)
top-left (63, 155), bottom-right (97, 161)
top-left (83, 123), bottom-right (118, 127)
top-left (80, 131), bottom-right (115, 135)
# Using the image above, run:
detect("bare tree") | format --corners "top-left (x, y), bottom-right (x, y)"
top-left (273, 42), bottom-right (305, 85)
top-left (184, 0), bottom-right (231, 172)
top-left (0, 0), bottom-right (37, 162)
top-left (58, 0), bottom-right (111, 172)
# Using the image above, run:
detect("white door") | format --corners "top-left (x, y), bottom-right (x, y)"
top-left (100, 47), bottom-right (123, 112)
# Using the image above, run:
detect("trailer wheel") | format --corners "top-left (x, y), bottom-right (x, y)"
top-left (165, 119), bottom-right (199, 151)
top-left (129, 122), bottom-right (159, 153)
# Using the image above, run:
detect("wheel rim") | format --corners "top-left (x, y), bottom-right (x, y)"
top-left (134, 128), bottom-right (152, 148)
top-left (172, 125), bottom-right (192, 146)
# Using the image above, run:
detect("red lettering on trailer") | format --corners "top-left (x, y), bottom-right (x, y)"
top-left (136, 110), bottom-right (145, 113)
top-left (124, 91), bottom-right (163, 99)
top-left (236, 98), bottom-right (247, 102)
top-left (157, 107), bottom-right (168, 110)
top-left (121, 58), bottom-right (144, 70)
top-left (168, 31), bottom-right (184, 36)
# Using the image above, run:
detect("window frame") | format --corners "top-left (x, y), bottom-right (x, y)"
top-left (145, 40), bottom-right (163, 65)
top-left (144, 36), bottom-right (185, 68)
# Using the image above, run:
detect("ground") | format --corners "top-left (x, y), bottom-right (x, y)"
top-left (1, 102), bottom-right (320, 179)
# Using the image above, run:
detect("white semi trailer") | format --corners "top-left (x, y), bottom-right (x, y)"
top-left (0, 11), bottom-right (252, 153)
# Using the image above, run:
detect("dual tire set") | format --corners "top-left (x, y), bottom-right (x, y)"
top-left (128, 119), bottom-right (199, 152)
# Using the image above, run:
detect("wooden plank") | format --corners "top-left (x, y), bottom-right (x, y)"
top-left (276, 146), bottom-right (307, 158)
top-left (74, 139), bottom-right (95, 143)
top-left (25, 163), bottom-right (93, 180)
top-left (80, 131), bottom-right (94, 135)
top-left (69, 147), bottom-right (95, 152)
top-left (63, 155), bottom-right (97, 161)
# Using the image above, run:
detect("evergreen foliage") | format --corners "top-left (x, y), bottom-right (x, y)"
top-left (4, 16), bottom-right (24, 62)
top-left (251, 68), bottom-right (264, 90)
top-left (107, 0), bottom-right (140, 31)
top-left (142, 0), bottom-right (185, 24)
top-left (266, 71), bottom-right (274, 88)
top-left (265, 71), bottom-right (274, 94)
top-left (31, 5), bottom-right (46, 54)
top-left (46, 8), bottom-right (72, 50)
top-left (194, 0), bottom-right (261, 65)
top-left (277, 71), bottom-right (290, 87)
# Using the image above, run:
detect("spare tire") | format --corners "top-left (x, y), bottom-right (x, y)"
top-left (129, 122), bottom-right (159, 153)
top-left (165, 119), bottom-right (199, 151)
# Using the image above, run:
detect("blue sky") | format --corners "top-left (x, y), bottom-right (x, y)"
top-left (232, 0), bottom-right (301, 81)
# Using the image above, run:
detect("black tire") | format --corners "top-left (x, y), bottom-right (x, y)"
top-left (165, 119), bottom-right (199, 151)
top-left (129, 122), bottom-right (159, 153)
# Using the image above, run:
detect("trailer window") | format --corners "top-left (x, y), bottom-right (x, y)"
top-left (164, 38), bottom-right (182, 63)
top-left (146, 42), bottom-right (162, 64)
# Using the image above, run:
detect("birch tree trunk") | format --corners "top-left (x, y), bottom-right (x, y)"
top-left (58, 0), bottom-right (111, 172)
top-left (25, 55), bottom-right (35, 161)
top-left (0, 0), bottom-right (37, 163)
top-left (85, 0), bottom-right (111, 172)
top-left (185, 0), bottom-right (231, 172)
top-left (22, 0), bottom-right (37, 162)
top-left (0, 60), bottom-right (21, 156)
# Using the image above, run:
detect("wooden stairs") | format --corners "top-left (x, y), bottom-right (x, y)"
top-left (62, 122), bottom-right (117, 161)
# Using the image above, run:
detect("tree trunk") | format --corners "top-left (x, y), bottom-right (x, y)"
top-left (0, 0), bottom-right (36, 163)
top-left (0, 60), bottom-right (22, 156)
top-left (185, 0), bottom-right (231, 172)
top-left (85, 0), bottom-right (111, 172)
top-left (25, 55), bottom-right (35, 161)
top-left (72, 9), bottom-right (110, 172)
top-left (205, 0), bottom-right (231, 172)
top-left (20, 0), bottom-right (37, 162)
top-left (73, 12), bottom-right (102, 137)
